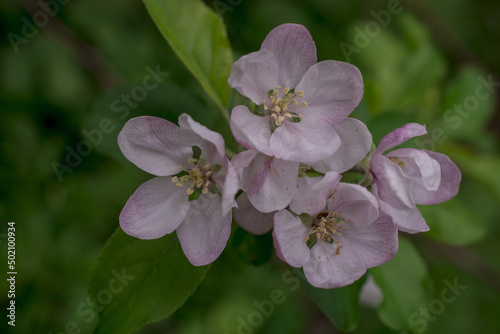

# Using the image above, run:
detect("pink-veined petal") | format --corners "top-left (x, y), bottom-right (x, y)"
top-left (375, 123), bottom-right (427, 155)
top-left (372, 184), bottom-right (429, 233)
top-left (118, 116), bottom-right (192, 176)
top-left (176, 193), bottom-right (231, 266)
top-left (295, 60), bottom-right (364, 125)
top-left (340, 211), bottom-right (398, 268)
top-left (273, 209), bottom-right (310, 268)
top-left (371, 154), bottom-right (415, 210)
top-left (245, 154), bottom-right (299, 212)
top-left (119, 176), bottom-right (190, 239)
top-left (289, 172), bottom-right (341, 216)
top-left (327, 183), bottom-right (379, 226)
top-left (234, 192), bottom-right (274, 235)
top-left (228, 49), bottom-right (278, 104)
top-left (270, 118), bottom-right (340, 163)
top-left (303, 240), bottom-right (365, 289)
top-left (388, 148), bottom-right (441, 192)
top-left (415, 150), bottom-right (461, 205)
top-left (230, 105), bottom-right (273, 156)
top-left (261, 23), bottom-right (317, 88)
top-left (312, 118), bottom-right (372, 173)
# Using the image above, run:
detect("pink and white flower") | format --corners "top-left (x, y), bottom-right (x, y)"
top-left (370, 123), bottom-right (461, 233)
top-left (118, 114), bottom-right (239, 266)
top-left (273, 181), bottom-right (398, 289)
top-left (228, 23), bottom-right (364, 163)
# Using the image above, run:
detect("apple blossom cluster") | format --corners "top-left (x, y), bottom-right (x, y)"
top-left (117, 24), bottom-right (461, 288)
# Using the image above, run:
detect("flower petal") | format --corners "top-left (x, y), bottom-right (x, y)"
top-left (273, 209), bottom-right (310, 268)
top-left (176, 193), bottom-right (231, 266)
top-left (228, 49), bottom-right (278, 104)
top-left (118, 116), bottom-right (192, 176)
top-left (303, 241), bottom-right (365, 289)
top-left (261, 23), bottom-right (317, 88)
top-left (340, 211), bottom-right (398, 268)
top-left (289, 172), bottom-right (341, 216)
top-left (387, 148), bottom-right (441, 192)
top-left (295, 60), bottom-right (364, 125)
top-left (217, 157), bottom-right (240, 215)
top-left (270, 118), bottom-right (340, 163)
top-left (230, 105), bottom-right (273, 156)
top-left (234, 192), bottom-right (274, 235)
top-left (312, 118), bottom-right (372, 173)
top-left (327, 183), bottom-right (379, 226)
top-left (119, 176), bottom-right (191, 239)
top-left (371, 154), bottom-right (414, 210)
top-left (245, 154), bottom-right (299, 212)
top-left (412, 150), bottom-right (461, 205)
top-left (372, 184), bottom-right (429, 233)
top-left (178, 114), bottom-right (226, 165)
top-left (231, 149), bottom-right (259, 187)
top-left (375, 123), bottom-right (427, 155)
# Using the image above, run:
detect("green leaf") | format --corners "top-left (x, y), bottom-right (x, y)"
top-left (370, 238), bottom-right (432, 331)
top-left (90, 228), bottom-right (209, 334)
top-left (292, 268), bottom-right (364, 332)
top-left (142, 0), bottom-right (233, 116)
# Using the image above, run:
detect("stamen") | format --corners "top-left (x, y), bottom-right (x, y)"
top-left (283, 87), bottom-right (290, 94)
top-left (301, 101), bottom-right (308, 107)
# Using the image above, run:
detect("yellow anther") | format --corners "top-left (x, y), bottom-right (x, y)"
top-left (263, 105), bottom-right (268, 110)
top-left (299, 114), bottom-right (304, 119)
top-left (275, 97), bottom-right (282, 104)
top-left (178, 165), bottom-right (184, 171)
top-left (270, 96), bottom-right (276, 103)
top-left (296, 90), bottom-right (304, 98)
top-left (187, 188), bottom-right (194, 195)
top-left (206, 171), bottom-right (212, 177)
top-left (283, 87), bottom-right (290, 94)
top-left (171, 176), bottom-right (178, 183)
top-left (284, 112), bottom-right (292, 118)
top-left (274, 85), bottom-right (282, 90)
top-left (204, 180), bottom-right (211, 187)
top-left (292, 99), bottom-right (298, 104)
top-left (204, 163), bottom-right (211, 170)
top-left (188, 158), bottom-right (197, 164)
top-left (201, 188), bottom-right (208, 194)
top-left (262, 99), bottom-right (267, 103)
top-left (301, 101), bottom-right (308, 107)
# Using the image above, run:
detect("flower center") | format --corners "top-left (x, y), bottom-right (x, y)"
top-left (389, 157), bottom-right (405, 170)
top-left (305, 211), bottom-right (347, 254)
top-left (261, 86), bottom-right (308, 126)
top-left (172, 158), bottom-right (213, 196)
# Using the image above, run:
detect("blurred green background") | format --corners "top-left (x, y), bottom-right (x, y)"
top-left (1, 0), bottom-right (500, 333)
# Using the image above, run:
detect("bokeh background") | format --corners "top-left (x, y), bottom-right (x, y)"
top-left (1, 0), bottom-right (500, 333)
